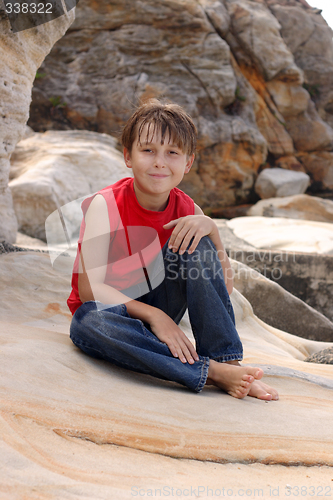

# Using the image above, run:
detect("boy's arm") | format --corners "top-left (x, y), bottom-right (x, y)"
top-left (78, 194), bottom-right (198, 365)
top-left (163, 204), bottom-right (234, 295)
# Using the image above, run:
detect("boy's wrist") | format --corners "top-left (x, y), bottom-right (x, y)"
top-left (125, 299), bottom-right (161, 324)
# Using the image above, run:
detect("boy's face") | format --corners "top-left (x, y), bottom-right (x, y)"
top-left (123, 123), bottom-right (195, 200)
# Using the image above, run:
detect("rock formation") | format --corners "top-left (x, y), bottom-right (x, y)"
top-left (0, 0), bottom-right (75, 243)
top-left (27, 0), bottom-right (333, 211)
top-left (9, 130), bottom-right (130, 241)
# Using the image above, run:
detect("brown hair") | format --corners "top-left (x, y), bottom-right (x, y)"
top-left (121, 99), bottom-right (197, 156)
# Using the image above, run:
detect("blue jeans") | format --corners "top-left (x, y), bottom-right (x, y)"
top-left (70, 236), bottom-right (243, 393)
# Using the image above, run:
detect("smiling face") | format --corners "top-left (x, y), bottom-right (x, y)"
top-left (123, 122), bottom-right (195, 210)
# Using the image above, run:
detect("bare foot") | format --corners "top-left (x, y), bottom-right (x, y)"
top-left (248, 380), bottom-right (279, 401)
top-left (206, 360), bottom-right (264, 399)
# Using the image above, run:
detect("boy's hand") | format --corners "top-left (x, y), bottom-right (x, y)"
top-left (163, 215), bottom-right (215, 255)
top-left (149, 309), bottom-right (199, 364)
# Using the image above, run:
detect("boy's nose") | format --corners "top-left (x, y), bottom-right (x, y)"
top-left (154, 154), bottom-right (165, 168)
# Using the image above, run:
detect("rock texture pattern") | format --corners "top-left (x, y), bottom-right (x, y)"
top-left (1, 250), bottom-right (333, 460)
top-left (254, 168), bottom-right (309, 199)
top-left (0, 0), bottom-right (75, 243)
top-left (248, 193), bottom-right (333, 222)
top-left (9, 130), bottom-right (130, 241)
top-left (27, 0), bottom-right (333, 211)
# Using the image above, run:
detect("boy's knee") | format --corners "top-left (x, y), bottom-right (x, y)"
top-left (189, 236), bottom-right (218, 263)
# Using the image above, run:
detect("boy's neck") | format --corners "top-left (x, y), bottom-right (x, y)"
top-left (133, 181), bottom-right (170, 211)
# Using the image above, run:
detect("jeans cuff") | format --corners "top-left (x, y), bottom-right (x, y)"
top-left (213, 353), bottom-right (243, 363)
top-left (194, 356), bottom-right (210, 393)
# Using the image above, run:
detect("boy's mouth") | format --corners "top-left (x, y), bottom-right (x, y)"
top-left (149, 173), bottom-right (169, 178)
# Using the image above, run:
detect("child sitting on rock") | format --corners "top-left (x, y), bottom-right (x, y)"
top-left (67, 99), bottom-right (278, 401)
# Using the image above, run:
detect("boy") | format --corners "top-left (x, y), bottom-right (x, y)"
top-left (68, 99), bottom-right (278, 401)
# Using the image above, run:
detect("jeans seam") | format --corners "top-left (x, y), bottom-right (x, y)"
top-left (194, 356), bottom-right (209, 393)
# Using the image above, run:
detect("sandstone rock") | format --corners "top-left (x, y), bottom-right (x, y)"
top-left (254, 168), bottom-right (310, 199)
top-left (297, 151), bottom-right (333, 191)
top-left (27, 0), bottom-right (270, 210)
top-left (274, 155), bottom-right (305, 172)
top-left (225, 216), bottom-right (333, 321)
top-left (266, 80), bottom-right (310, 118)
top-left (271, 4), bottom-right (333, 129)
top-left (0, 2), bottom-right (75, 243)
top-left (9, 130), bottom-right (129, 241)
top-left (226, 0), bottom-right (301, 81)
top-left (23, 0), bottom-right (333, 210)
top-left (1, 249), bottom-right (333, 472)
top-left (248, 194), bottom-right (333, 223)
top-left (284, 100), bottom-right (333, 152)
top-left (231, 258), bottom-right (333, 342)
top-left (305, 346), bottom-right (333, 364)
top-left (227, 216), bottom-right (333, 254)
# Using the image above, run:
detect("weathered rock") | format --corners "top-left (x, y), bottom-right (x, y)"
top-left (1, 249), bottom-right (333, 473)
top-left (266, 80), bottom-right (310, 118)
top-left (274, 155), bottom-right (305, 172)
top-left (248, 194), bottom-right (333, 223)
top-left (225, 0), bottom-right (301, 82)
top-left (27, 0), bottom-right (270, 210)
top-left (22, 0), bottom-right (333, 210)
top-left (9, 130), bottom-right (129, 241)
top-left (231, 258), bottom-right (333, 342)
top-left (226, 216), bottom-right (333, 321)
top-left (271, 3), bottom-right (333, 129)
top-left (305, 346), bottom-right (333, 364)
top-left (0, 1), bottom-right (75, 243)
top-left (284, 100), bottom-right (333, 152)
top-left (254, 168), bottom-right (310, 199)
top-left (297, 151), bottom-right (333, 191)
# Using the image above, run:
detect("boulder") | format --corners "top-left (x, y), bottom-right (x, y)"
top-left (0, 2), bottom-right (75, 243)
top-left (9, 130), bottom-right (129, 241)
top-left (254, 168), bottom-right (310, 199)
top-left (248, 194), bottom-right (333, 223)
top-left (226, 216), bottom-right (333, 321)
top-left (231, 258), bottom-right (333, 342)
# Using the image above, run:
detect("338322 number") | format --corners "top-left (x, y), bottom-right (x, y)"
top-left (285, 485), bottom-right (332, 496)
top-left (5, 3), bottom-right (53, 14)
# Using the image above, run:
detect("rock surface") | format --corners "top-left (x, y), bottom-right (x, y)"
top-left (9, 130), bottom-right (129, 241)
top-left (231, 258), bottom-right (333, 342)
top-left (248, 193), bottom-right (333, 222)
top-left (226, 216), bottom-right (333, 321)
top-left (27, 0), bottom-right (333, 210)
top-left (254, 168), bottom-right (310, 199)
top-left (1, 247), bottom-right (333, 500)
top-left (0, 1), bottom-right (75, 243)
top-left (228, 216), bottom-right (333, 254)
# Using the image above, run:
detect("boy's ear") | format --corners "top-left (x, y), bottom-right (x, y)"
top-left (185, 153), bottom-right (195, 174)
top-left (123, 147), bottom-right (132, 169)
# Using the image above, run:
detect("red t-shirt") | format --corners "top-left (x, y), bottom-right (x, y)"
top-left (67, 177), bottom-right (195, 315)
